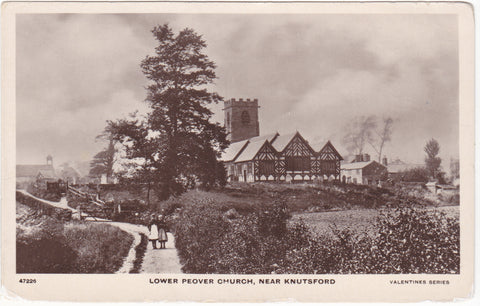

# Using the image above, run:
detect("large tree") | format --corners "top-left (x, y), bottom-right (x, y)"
top-left (342, 115), bottom-right (377, 155)
top-left (108, 115), bottom-right (159, 204)
top-left (111, 24), bottom-right (228, 200)
top-left (368, 117), bottom-right (394, 162)
top-left (89, 123), bottom-right (118, 181)
top-left (424, 138), bottom-right (442, 178)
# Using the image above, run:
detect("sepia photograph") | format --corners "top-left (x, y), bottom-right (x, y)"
top-left (2, 1), bottom-right (475, 302)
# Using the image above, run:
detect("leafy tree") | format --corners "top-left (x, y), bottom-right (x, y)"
top-left (110, 24), bottom-right (228, 200)
top-left (89, 137), bottom-right (116, 181)
top-left (107, 115), bottom-right (159, 204)
top-left (424, 138), bottom-right (442, 179)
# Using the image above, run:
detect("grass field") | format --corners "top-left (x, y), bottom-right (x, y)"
top-left (292, 205), bottom-right (460, 237)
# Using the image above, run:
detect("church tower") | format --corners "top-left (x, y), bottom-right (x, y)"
top-left (224, 98), bottom-right (260, 143)
top-left (46, 155), bottom-right (53, 166)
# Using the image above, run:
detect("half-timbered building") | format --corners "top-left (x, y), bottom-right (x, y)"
top-left (221, 98), bottom-right (343, 182)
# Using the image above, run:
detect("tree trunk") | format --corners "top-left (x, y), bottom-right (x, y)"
top-left (146, 181), bottom-right (151, 206)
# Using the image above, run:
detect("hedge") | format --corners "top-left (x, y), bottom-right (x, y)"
top-left (16, 191), bottom-right (72, 221)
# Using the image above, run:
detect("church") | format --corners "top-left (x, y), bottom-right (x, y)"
top-left (221, 98), bottom-right (343, 183)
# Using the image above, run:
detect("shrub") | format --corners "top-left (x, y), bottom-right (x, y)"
top-left (173, 199), bottom-right (459, 274)
top-left (16, 213), bottom-right (77, 273)
top-left (17, 237), bottom-right (77, 273)
top-left (16, 191), bottom-right (72, 221)
top-left (395, 167), bottom-right (429, 183)
top-left (27, 184), bottom-right (62, 202)
top-left (17, 205), bottom-right (134, 273)
top-left (63, 222), bottom-right (134, 273)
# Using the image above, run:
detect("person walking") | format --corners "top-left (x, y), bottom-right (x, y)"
top-left (148, 214), bottom-right (159, 249)
top-left (157, 214), bottom-right (168, 249)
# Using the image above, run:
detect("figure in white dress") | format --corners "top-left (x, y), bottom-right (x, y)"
top-left (148, 214), bottom-right (159, 249)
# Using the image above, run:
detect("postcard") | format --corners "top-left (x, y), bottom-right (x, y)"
top-left (1, 1), bottom-right (475, 302)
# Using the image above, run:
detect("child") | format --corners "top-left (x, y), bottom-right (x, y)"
top-left (157, 215), bottom-right (168, 249)
top-left (147, 214), bottom-right (159, 249)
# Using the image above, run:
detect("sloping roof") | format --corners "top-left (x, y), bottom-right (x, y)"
top-left (248, 132), bottom-right (279, 144)
top-left (221, 139), bottom-right (249, 162)
top-left (17, 164), bottom-right (54, 177)
top-left (235, 140), bottom-right (269, 163)
top-left (221, 133), bottom-right (279, 163)
top-left (318, 140), bottom-right (344, 160)
top-left (59, 166), bottom-right (81, 178)
top-left (341, 160), bottom-right (375, 170)
top-left (37, 169), bottom-right (57, 179)
top-left (271, 132), bottom-right (297, 152)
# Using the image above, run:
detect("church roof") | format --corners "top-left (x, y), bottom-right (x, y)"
top-left (235, 140), bottom-right (268, 163)
top-left (17, 164), bottom-right (54, 178)
top-left (37, 169), bottom-right (58, 179)
top-left (221, 139), bottom-right (249, 162)
top-left (270, 132), bottom-right (297, 152)
top-left (247, 133), bottom-right (279, 144)
top-left (221, 133), bottom-right (279, 163)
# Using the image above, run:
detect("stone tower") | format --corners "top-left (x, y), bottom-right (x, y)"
top-left (46, 155), bottom-right (53, 166)
top-left (224, 98), bottom-right (260, 143)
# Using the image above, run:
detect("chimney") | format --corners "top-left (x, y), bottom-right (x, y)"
top-left (382, 157), bottom-right (388, 166)
top-left (355, 154), bottom-right (363, 162)
top-left (363, 154), bottom-right (370, 162)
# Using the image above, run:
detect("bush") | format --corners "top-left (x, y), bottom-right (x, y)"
top-left (17, 205), bottom-right (134, 273)
top-left (63, 223), bottom-right (134, 273)
top-left (17, 216), bottom-right (77, 273)
top-left (282, 207), bottom-right (459, 274)
top-left (27, 184), bottom-right (62, 202)
top-left (17, 237), bottom-right (77, 273)
top-left (395, 167), bottom-right (429, 183)
top-left (173, 198), bottom-right (459, 274)
top-left (17, 191), bottom-right (72, 221)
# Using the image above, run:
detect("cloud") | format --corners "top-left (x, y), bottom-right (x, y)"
top-left (16, 13), bottom-right (458, 168)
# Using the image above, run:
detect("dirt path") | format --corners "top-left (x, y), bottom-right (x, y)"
top-left (17, 190), bottom-right (183, 274)
top-left (140, 232), bottom-right (182, 274)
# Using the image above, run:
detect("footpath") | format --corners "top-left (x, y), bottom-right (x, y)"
top-left (17, 190), bottom-right (183, 274)
top-left (140, 232), bottom-right (182, 273)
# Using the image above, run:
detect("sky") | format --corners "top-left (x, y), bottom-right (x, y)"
top-left (16, 13), bottom-right (459, 170)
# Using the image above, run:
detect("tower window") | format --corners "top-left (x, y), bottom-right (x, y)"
top-left (241, 111), bottom-right (250, 124)
top-left (226, 113), bottom-right (231, 127)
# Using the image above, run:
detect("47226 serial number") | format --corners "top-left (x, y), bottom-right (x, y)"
top-left (19, 279), bottom-right (36, 284)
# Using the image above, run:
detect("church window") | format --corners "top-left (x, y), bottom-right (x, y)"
top-left (241, 111), bottom-right (250, 124)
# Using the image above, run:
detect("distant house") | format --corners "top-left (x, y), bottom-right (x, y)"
top-left (16, 155), bottom-right (57, 185)
top-left (58, 165), bottom-right (81, 184)
top-left (386, 158), bottom-right (423, 179)
top-left (341, 154), bottom-right (388, 185)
